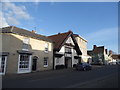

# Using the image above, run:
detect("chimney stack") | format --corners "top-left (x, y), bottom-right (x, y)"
top-left (109, 50), bottom-right (112, 55)
top-left (93, 45), bottom-right (97, 49)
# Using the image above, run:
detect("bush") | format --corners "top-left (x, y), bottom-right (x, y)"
top-left (73, 64), bottom-right (77, 68)
top-left (56, 65), bottom-right (65, 69)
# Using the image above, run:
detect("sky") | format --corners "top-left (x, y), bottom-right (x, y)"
top-left (1, 2), bottom-right (118, 53)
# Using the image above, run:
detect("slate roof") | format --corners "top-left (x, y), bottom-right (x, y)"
top-left (112, 54), bottom-right (120, 59)
top-left (48, 31), bottom-right (82, 55)
top-left (93, 46), bottom-right (105, 54)
top-left (0, 26), bottom-right (53, 42)
top-left (87, 50), bottom-right (93, 56)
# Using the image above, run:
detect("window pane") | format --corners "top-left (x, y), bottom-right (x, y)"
top-left (44, 57), bottom-right (48, 66)
top-left (19, 54), bottom-right (29, 69)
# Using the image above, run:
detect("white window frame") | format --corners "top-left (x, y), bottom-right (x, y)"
top-left (44, 43), bottom-right (49, 53)
top-left (22, 38), bottom-right (30, 51)
top-left (17, 54), bottom-right (32, 74)
top-left (0, 56), bottom-right (7, 75)
top-left (43, 57), bottom-right (48, 67)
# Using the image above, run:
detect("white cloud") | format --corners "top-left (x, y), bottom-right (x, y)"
top-left (0, 2), bottom-right (32, 28)
top-left (0, 11), bottom-right (9, 27)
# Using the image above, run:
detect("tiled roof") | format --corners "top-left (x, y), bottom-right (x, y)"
top-left (88, 46), bottom-right (105, 55)
top-left (93, 46), bottom-right (104, 54)
top-left (0, 26), bottom-right (53, 42)
top-left (48, 31), bottom-right (72, 50)
top-left (112, 54), bottom-right (120, 59)
top-left (87, 50), bottom-right (93, 55)
top-left (48, 31), bottom-right (82, 55)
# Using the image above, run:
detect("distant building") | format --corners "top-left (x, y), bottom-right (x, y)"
top-left (111, 54), bottom-right (120, 64)
top-left (87, 45), bottom-right (109, 65)
top-left (0, 26), bottom-right (53, 75)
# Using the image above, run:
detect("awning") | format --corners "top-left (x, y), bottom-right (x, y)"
top-left (17, 50), bottom-right (33, 55)
top-left (0, 52), bottom-right (9, 56)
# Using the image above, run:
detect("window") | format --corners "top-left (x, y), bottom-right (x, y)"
top-left (0, 56), bottom-right (7, 75)
top-left (45, 43), bottom-right (49, 53)
top-left (65, 47), bottom-right (71, 53)
top-left (22, 38), bottom-right (30, 51)
top-left (44, 57), bottom-right (48, 67)
top-left (19, 54), bottom-right (30, 69)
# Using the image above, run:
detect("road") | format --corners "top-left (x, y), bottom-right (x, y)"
top-left (2, 65), bottom-right (119, 88)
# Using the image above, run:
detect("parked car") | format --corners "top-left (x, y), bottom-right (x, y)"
top-left (75, 63), bottom-right (92, 71)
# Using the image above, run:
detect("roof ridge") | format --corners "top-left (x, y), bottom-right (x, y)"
top-left (1, 26), bottom-right (53, 42)
top-left (13, 26), bottom-right (49, 38)
top-left (48, 31), bottom-right (71, 37)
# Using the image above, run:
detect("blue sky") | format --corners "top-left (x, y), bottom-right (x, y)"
top-left (1, 2), bottom-right (118, 53)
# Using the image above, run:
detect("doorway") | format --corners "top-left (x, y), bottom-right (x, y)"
top-left (32, 56), bottom-right (38, 71)
top-left (65, 57), bottom-right (72, 68)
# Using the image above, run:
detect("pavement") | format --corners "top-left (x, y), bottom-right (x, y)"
top-left (2, 65), bottom-right (119, 88)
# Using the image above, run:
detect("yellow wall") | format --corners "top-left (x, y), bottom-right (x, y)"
top-left (76, 37), bottom-right (87, 56)
top-left (1, 33), bottom-right (53, 74)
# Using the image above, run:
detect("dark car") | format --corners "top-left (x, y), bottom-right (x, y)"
top-left (76, 63), bottom-right (92, 71)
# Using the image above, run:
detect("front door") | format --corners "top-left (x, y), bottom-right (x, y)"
top-left (65, 58), bottom-right (68, 68)
top-left (65, 57), bottom-right (72, 68)
top-left (32, 57), bottom-right (37, 71)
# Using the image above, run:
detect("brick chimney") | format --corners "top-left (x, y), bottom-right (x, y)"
top-left (109, 50), bottom-right (112, 55)
top-left (93, 45), bottom-right (97, 49)
top-left (32, 30), bottom-right (36, 33)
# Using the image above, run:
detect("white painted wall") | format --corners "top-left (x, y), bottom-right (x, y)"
top-left (66, 36), bottom-right (75, 45)
top-left (54, 46), bottom-right (65, 69)
top-left (54, 36), bottom-right (79, 68)
top-left (59, 46), bottom-right (65, 53)
top-left (72, 49), bottom-right (78, 67)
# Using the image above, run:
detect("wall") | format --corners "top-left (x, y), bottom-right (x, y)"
top-left (1, 33), bottom-right (53, 74)
top-left (54, 36), bottom-right (79, 68)
top-left (76, 36), bottom-right (87, 56)
top-left (75, 36), bottom-right (88, 62)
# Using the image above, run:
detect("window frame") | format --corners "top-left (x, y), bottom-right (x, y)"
top-left (44, 43), bottom-right (49, 53)
top-left (22, 38), bottom-right (30, 51)
top-left (43, 57), bottom-right (48, 67)
top-left (0, 56), bottom-right (7, 75)
top-left (18, 54), bottom-right (32, 73)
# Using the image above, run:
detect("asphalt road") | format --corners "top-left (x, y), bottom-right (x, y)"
top-left (2, 65), bottom-right (119, 88)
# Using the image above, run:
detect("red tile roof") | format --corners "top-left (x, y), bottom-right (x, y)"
top-left (112, 54), bottom-right (120, 59)
top-left (48, 31), bottom-right (72, 51)
top-left (48, 31), bottom-right (82, 55)
top-left (93, 46), bottom-right (105, 54)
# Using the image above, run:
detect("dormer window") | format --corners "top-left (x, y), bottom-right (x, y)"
top-left (45, 43), bottom-right (49, 53)
top-left (22, 38), bottom-right (30, 51)
top-left (65, 47), bottom-right (72, 54)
